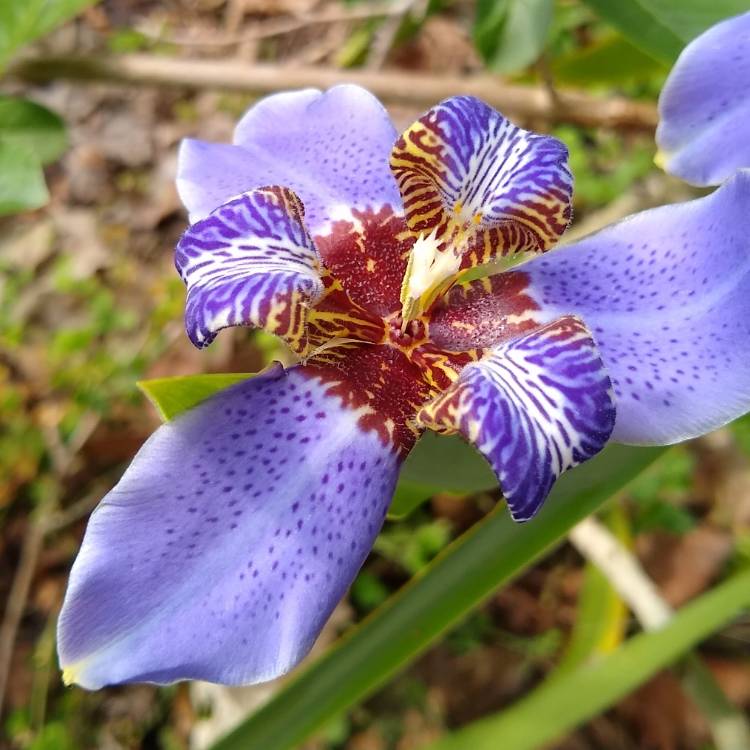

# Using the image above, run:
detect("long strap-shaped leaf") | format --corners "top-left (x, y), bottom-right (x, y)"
top-left (210, 444), bottom-right (666, 750)
top-left (427, 566), bottom-right (750, 750)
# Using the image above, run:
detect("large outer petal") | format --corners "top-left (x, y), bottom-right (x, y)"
top-left (521, 171), bottom-right (750, 444)
top-left (656, 12), bottom-right (750, 186)
top-left (175, 187), bottom-right (323, 352)
top-left (418, 317), bottom-right (615, 521)
top-left (57, 353), bottom-right (429, 688)
top-left (177, 86), bottom-right (402, 235)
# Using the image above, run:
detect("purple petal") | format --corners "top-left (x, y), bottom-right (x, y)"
top-left (418, 317), bottom-right (615, 521)
top-left (57, 364), bottom-right (400, 688)
top-left (522, 170), bottom-right (750, 444)
top-left (175, 186), bottom-right (323, 352)
top-left (657, 12), bottom-right (750, 186)
top-left (177, 86), bottom-right (402, 235)
top-left (391, 96), bottom-right (572, 266)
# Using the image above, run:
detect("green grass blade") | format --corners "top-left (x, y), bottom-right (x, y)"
top-left (428, 566), bottom-right (750, 750)
top-left (209, 444), bottom-right (666, 750)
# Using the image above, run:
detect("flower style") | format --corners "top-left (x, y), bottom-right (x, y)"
top-left (58, 22), bottom-right (750, 689)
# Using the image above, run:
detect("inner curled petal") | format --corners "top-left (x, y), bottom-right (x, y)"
top-left (418, 316), bottom-right (615, 521)
top-left (175, 186), bottom-right (323, 354)
top-left (391, 95), bottom-right (573, 319)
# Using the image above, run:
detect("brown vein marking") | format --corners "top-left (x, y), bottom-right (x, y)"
top-left (306, 271), bottom-right (385, 351)
top-left (314, 204), bottom-right (414, 318)
top-left (302, 344), bottom-right (436, 457)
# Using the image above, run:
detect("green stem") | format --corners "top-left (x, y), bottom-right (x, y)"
top-left (427, 567), bottom-right (750, 750)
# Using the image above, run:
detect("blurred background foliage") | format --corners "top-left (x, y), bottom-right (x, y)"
top-left (1, 1), bottom-right (749, 749)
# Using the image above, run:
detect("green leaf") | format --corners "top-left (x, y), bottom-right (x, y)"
top-left (578, 0), bottom-right (749, 64)
top-left (137, 373), bottom-right (255, 421)
top-left (390, 432), bottom-right (499, 517)
top-left (388, 481), bottom-right (436, 520)
top-left (0, 141), bottom-right (48, 216)
top-left (208, 443), bottom-right (667, 750)
top-left (641, 0), bottom-right (750, 42)
top-left (577, 0), bottom-right (681, 63)
top-left (474, 0), bottom-right (554, 74)
top-left (680, 654), bottom-right (750, 750)
top-left (552, 35), bottom-right (667, 86)
top-left (400, 431), bottom-right (497, 493)
top-left (0, 0), bottom-right (96, 69)
top-left (0, 96), bottom-right (67, 164)
top-left (426, 566), bottom-right (750, 750)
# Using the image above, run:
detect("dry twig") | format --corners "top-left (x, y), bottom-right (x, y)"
top-left (137, 1), bottom-right (415, 46)
top-left (8, 54), bottom-right (659, 131)
top-left (0, 517), bottom-right (46, 717)
top-left (0, 413), bottom-right (101, 716)
top-left (569, 516), bottom-right (672, 628)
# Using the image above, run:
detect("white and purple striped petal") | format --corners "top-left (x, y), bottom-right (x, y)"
top-left (656, 11), bottom-right (750, 186)
top-left (391, 96), bottom-right (572, 318)
top-left (523, 170), bottom-right (750, 444)
top-left (57, 364), bottom-right (401, 688)
top-left (390, 96), bottom-right (572, 257)
top-left (418, 316), bottom-right (615, 521)
top-left (177, 85), bottom-right (402, 236)
top-left (175, 186), bottom-right (323, 353)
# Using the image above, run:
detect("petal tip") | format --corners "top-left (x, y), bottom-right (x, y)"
top-left (653, 149), bottom-right (668, 171)
top-left (61, 666), bottom-right (77, 687)
top-left (507, 503), bottom-right (536, 524)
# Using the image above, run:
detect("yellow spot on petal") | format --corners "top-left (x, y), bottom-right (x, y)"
top-left (366, 258), bottom-right (376, 272)
top-left (62, 666), bottom-right (78, 686)
top-left (654, 150), bottom-right (669, 171)
top-left (473, 213), bottom-right (482, 225)
top-left (453, 201), bottom-right (463, 215)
